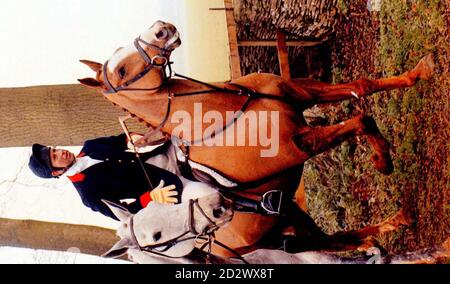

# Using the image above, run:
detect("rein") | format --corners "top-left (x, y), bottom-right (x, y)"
top-left (104, 35), bottom-right (284, 262)
top-left (102, 36), bottom-right (291, 146)
top-left (105, 34), bottom-right (290, 216)
top-left (103, 37), bottom-right (172, 94)
top-left (170, 76), bottom-right (289, 146)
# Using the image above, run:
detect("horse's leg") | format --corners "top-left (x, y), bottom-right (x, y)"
top-left (243, 215), bottom-right (324, 255)
top-left (282, 202), bottom-right (328, 238)
top-left (293, 114), bottom-right (393, 174)
top-left (251, 201), bottom-right (346, 252)
top-left (284, 54), bottom-right (435, 104)
top-left (284, 209), bottom-right (411, 253)
top-left (324, 209), bottom-right (412, 251)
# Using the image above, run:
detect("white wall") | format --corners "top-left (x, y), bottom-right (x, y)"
top-left (0, 0), bottom-right (187, 87)
top-left (0, 146), bottom-right (131, 263)
top-left (0, 0), bottom-right (190, 263)
top-left (0, 0), bottom-right (231, 263)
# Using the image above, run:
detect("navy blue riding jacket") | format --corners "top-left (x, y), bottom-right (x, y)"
top-left (66, 134), bottom-right (182, 220)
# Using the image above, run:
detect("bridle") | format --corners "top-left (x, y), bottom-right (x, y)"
top-left (128, 199), bottom-right (219, 255)
top-left (102, 36), bottom-right (173, 95)
top-left (101, 32), bottom-right (292, 147)
top-left (127, 198), bottom-right (247, 263)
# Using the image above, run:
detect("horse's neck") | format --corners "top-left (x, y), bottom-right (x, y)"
top-left (179, 176), bottom-right (218, 203)
top-left (165, 78), bottom-right (224, 93)
top-left (117, 78), bottom-right (222, 129)
top-left (159, 81), bottom-right (250, 149)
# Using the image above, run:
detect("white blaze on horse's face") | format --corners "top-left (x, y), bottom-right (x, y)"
top-left (105, 20), bottom-right (181, 93)
top-left (107, 20), bottom-right (180, 73)
top-left (132, 193), bottom-right (233, 258)
top-left (107, 46), bottom-right (136, 74)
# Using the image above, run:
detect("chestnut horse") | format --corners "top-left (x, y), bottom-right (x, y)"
top-left (79, 20), bottom-right (434, 257)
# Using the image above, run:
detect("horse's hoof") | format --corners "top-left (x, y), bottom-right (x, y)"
top-left (371, 152), bottom-right (393, 175)
top-left (361, 116), bottom-right (394, 175)
top-left (390, 208), bottom-right (414, 227)
top-left (414, 53), bottom-right (435, 81)
top-left (377, 209), bottom-right (413, 235)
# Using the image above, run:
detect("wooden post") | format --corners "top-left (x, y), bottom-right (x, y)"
top-left (276, 30), bottom-right (291, 80)
top-left (275, 30), bottom-right (307, 212)
top-left (223, 0), bottom-right (242, 80)
top-left (217, 3), bottom-right (308, 212)
top-left (238, 40), bottom-right (321, 47)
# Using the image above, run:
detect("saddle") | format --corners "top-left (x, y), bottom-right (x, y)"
top-left (172, 138), bottom-right (300, 216)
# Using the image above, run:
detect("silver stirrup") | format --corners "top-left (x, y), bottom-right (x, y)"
top-left (261, 190), bottom-right (283, 215)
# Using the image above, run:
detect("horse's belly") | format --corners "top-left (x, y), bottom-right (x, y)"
top-left (187, 99), bottom-right (308, 182)
top-left (189, 137), bottom-right (306, 183)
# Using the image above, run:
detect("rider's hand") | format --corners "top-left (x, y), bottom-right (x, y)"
top-left (127, 133), bottom-right (144, 151)
top-left (127, 133), bottom-right (162, 153)
top-left (149, 180), bottom-right (178, 205)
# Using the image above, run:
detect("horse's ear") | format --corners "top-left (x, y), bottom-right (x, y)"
top-left (78, 77), bottom-right (103, 89)
top-left (102, 238), bottom-right (133, 259)
top-left (79, 59), bottom-right (103, 72)
top-left (102, 199), bottom-right (132, 222)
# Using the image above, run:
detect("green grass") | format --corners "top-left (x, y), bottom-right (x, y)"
top-left (304, 0), bottom-right (449, 253)
top-left (370, 0), bottom-right (448, 251)
top-left (336, 0), bottom-right (349, 15)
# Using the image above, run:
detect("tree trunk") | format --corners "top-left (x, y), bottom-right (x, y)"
top-left (0, 218), bottom-right (119, 257)
top-left (0, 84), bottom-right (147, 147)
top-left (0, 85), bottom-right (134, 259)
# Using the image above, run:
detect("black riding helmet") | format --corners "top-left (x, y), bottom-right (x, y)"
top-left (28, 144), bottom-right (54, 178)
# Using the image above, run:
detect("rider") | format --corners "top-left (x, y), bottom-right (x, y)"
top-left (28, 134), bottom-right (182, 220)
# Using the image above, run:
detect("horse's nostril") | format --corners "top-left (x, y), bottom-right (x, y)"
top-left (153, 232), bottom-right (162, 242)
top-left (155, 30), bottom-right (167, 40)
top-left (173, 38), bottom-right (181, 46)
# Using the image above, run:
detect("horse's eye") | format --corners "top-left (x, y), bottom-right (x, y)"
top-left (213, 207), bottom-right (226, 218)
top-left (118, 66), bottom-right (126, 79)
top-left (153, 232), bottom-right (162, 242)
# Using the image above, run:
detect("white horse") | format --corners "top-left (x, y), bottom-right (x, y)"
top-left (103, 142), bottom-right (450, 264)
top-left (102, 178), bottom-right (234, 261)
top-left (103, 195), bottom-right (450, 264)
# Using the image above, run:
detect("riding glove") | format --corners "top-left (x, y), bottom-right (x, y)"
top-left (149, 180), bottom-right (178, 205)
top-left (127, 133), bottom-right (154, 153)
